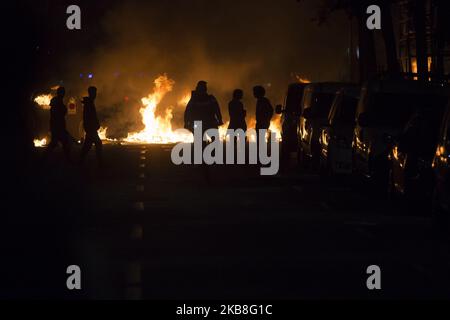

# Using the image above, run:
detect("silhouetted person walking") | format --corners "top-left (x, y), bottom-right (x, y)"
top-left (184, 80), bottom-right (223, 136)
top-left (80, 86), bottom-right (103, 166)
top-left (254, 85), bottom-right (273, 145)
top-left (228, 89), bottom-right (247, 131)
top-left (44, 86), bottom-right (71, 161)
top-left (184, 81), bottom-right (222, 184)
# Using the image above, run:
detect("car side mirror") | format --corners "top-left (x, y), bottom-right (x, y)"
top-left (275, 104), bottom-right (283, 114)
top-left (357, 112), bottom-right (371, 127)
top-left (302, 108), bottom-right (313, 119)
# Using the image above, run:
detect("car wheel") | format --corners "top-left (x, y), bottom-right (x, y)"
top-left (296, 145), bottom-right (303, 168)
top-left (431, 185), bottom-right (450, 234)
top-left (297, 145), bottom-right (309, 171)
top-left (319, 157), bottom-right (328, 179)
top-left (320, 152), bottom-right (333, 179)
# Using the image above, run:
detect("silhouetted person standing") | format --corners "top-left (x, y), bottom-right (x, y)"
top-left (228, 89), bottom-right (247, 131)
top-left (44, 86), bottom-right (71, 160)
top-left (184, 81), bottom-right (222, 184)
top-left (184, 80), bottom-right (223, 135)
top-left (254, 85), bottom-right (273, 146)
top-left (80, 86), bottom-right (102, 166)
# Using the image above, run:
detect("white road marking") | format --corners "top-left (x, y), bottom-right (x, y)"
top-left (320, 202), bottom-right (331, 210)
top-left (126, 261), bottom-right (142, 284)
top-left (125, 286), bottom-right (142, 300)
top-left (344, 221), bottom-right (377, 226)
top-left (134, 202), bottom-right (144, 211)
top-left (130, 225), bottom-right (143, 240)
top-left (354, 227), bottom-right (374, 239)
top-left (125, 147), bottom-right (147, 299)
top-left (412, 263), bottom-right (426, 274)
top-left (329, 187), bottom-right (352, 192)
top-left (125, 261), bottom-right (143, 300)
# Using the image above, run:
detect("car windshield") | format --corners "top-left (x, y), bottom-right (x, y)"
top-left (311, 92), bottom-right (335, 118)
top-left (333, 96), bottom-right (358, 124)
top-left (369, 92), bottom-right (447, 127)
top-left (401, 103), bottom-right (447, 156)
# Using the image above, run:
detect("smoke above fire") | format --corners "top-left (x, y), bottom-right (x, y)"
top-left (32, 0), bottom-right (350, 141)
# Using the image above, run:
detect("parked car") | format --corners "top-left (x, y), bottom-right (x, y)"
top-left (297, 82), bottom-right (349, 169)
top-left (432, 99), bottom-right (450, 226)
top-left (387, 95), bottom-right (448, 203)
top-left (275, 83), bottom-right (307, 164)
top-left (319, 85), bottom-right (360, 176)
top-left (352, 79), bottom-right (448, 188)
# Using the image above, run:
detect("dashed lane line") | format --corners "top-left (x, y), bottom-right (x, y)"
top-left (124, 261), bottom-right (142, 300)
top-left (130, 224), bottom-right (144, 240)
top-left (133, 201), bottom-right (144, 211)
top-left (320, 201), bottom-right (331, 211)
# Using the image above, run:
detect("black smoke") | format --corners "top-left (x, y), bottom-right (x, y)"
top-left (31, 0), bottom-right (350, 138)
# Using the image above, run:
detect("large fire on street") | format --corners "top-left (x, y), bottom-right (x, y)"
top-left (124, 74), bottom-right (194, 144)
top-left (33, 74), bottom-right (281, 146)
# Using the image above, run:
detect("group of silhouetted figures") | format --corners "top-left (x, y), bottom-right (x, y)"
top-left (43, 86), bottom-right (103, 166)
top-left (43, 80), bottom-right (274, 166)
top-left (184, 80), bottom-right (274, 137)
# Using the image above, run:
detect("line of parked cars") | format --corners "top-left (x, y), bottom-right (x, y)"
top-left (276, 77), bottom-right (450, 224)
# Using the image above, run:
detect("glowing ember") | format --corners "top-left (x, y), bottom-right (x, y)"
top-left (125, 74), bottom-right (193, 144)
top-left (98, 127), bottom-right (108, 140)
top-left (296, 76), bottom-right (311, 84)
top-left (34, 94), bottom-right (53, 110)
top-left (34, 138), bottom-right (47, 147)
top-left (245, 117), bottom-right (282, 142)
top-left (269, 118), bottom-right (282, 140)
top-left (217, 121), bottom-right (230, 140)
top-left (97, 126), bottom-right (118, 142)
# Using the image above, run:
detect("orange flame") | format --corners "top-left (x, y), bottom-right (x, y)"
top-left (295, 75), bottom-right (311, 84)
top-left (34, 94), bottom-right (53, 110)
top-left (125, 75), bottom-right (193, 144)
top-left (33, 137), bottom-right (47, 147)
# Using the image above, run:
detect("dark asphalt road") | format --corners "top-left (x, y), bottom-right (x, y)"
top-left (3, 143), bottom-right (450, 299)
